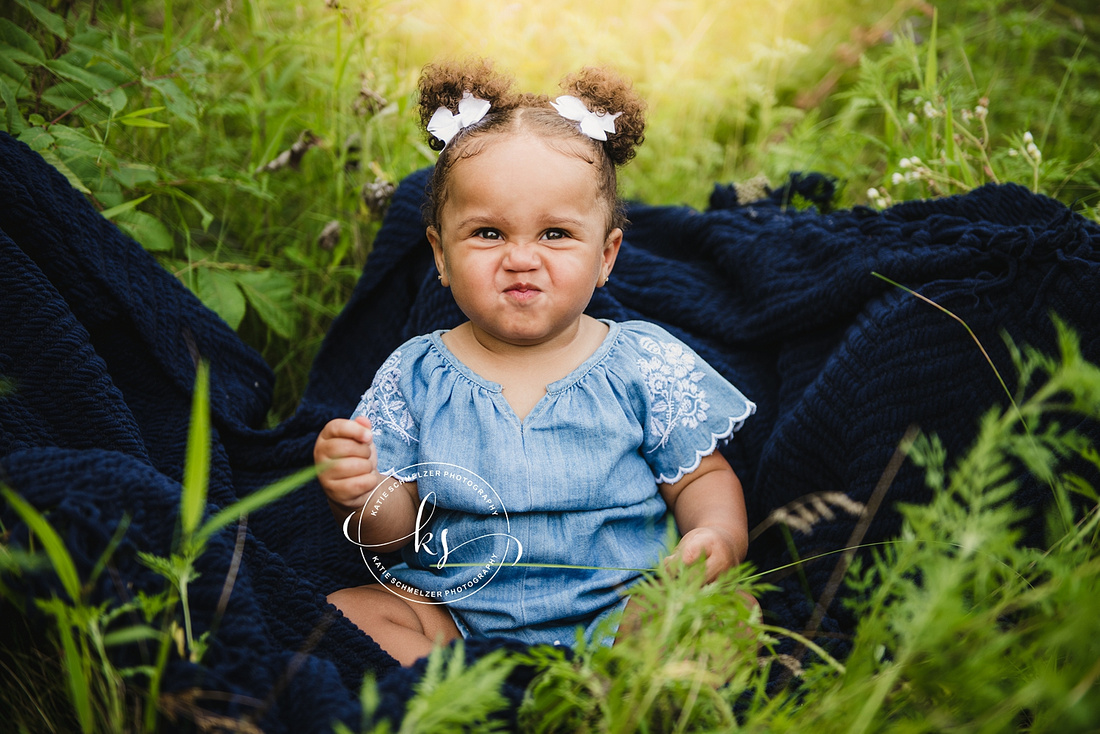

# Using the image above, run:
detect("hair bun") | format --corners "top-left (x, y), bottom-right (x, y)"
top-left (417, 59), bottom-right (517, 143)
top-left (559, 67), bottom-right (646, 166)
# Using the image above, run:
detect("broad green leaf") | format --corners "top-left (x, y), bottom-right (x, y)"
top-left (196, 268), bottom-right (246, 329)
top-left (39, 86), bottom-right (103, 124)
top-left (0, 19), bottom-right (46, 63)
top-left (113, 162), bottom-right (159, 188)
top-left (142, 76), bottom-right (198, 129)
top-left (16, 124), bottom-right (53, 151)
top-left (39, 150), bottom-right (91, 194)
top-left (2, 488), bottom-right (82, 603)
top-left (14, 0), bottom-right (68, 40)
top-left (237, 270), bottom-right (297, 339)
top-left (99, 85), bottom-right (127, 113)
top-left (100, 193), bottom-right (151, 220)
top-left (0, 48), bottom-right (29, 87)
top-left (44, 58), bottom-right (115, 95)
top-left (50, 124), bottom-right (114, 167)
top-left (181, 362), bottom-right (211, 544)
top-left (0, 77), bottom-right (27, 133)
top-left (116, 210), bottom-right (175, 252)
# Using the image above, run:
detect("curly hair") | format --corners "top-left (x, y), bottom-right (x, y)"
top-left (417, 59), bottom-right (646, 233)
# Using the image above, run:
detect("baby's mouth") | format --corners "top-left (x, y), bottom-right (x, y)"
top-left (505, 283), bottom-right (541, 300)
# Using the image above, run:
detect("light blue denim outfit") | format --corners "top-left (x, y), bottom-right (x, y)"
top-left (349, 320), bottom-right (755, 647)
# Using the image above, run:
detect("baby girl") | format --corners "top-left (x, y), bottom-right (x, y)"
top-left (314, 60), bottom-right (755, 666)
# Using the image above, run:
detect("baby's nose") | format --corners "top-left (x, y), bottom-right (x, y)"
top-left (503, 240), bottom-right (540, 269)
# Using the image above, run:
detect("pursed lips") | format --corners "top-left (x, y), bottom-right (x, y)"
top-left (504, 282), bottom-right (541, 301)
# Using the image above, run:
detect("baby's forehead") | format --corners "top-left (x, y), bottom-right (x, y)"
top-left (458, 128), bottom-right (597, 164)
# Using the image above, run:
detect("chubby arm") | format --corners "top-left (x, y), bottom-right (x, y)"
top-left (314, 416), bottom-right (419, 552)
top-left (658, 451), bottom-right (749, 583)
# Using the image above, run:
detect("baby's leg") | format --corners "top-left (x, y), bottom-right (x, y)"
top-left (328, 584), bottom-right (460, 666)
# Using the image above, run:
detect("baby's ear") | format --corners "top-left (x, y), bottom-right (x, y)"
top-left (426, 226), bottom-right (449, 287)
top-left (600, 227), bottom-right (623, 284)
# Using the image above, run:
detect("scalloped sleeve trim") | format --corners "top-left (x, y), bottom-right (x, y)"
top-left (653, 401), bottom-right (756, 485)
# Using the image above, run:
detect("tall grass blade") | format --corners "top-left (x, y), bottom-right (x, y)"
top-left (49, 602), bottom-right (94, 734)
top-left (924, 6), bottom-right (937, 93)
top-left (181, 362), bottom-right (210, 546)
top-left (191, 465), bottom-right (317, 550)
top-left (2, 488), bottom-right (81, 603)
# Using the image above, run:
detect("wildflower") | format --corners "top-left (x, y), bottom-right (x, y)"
top-left (923, 101), bottom-right (937, 118)
top-left (1023, 131), bottom-right (1034, 144)
top-left (892, 172), bottom-right (905, 185)
top-left (907, 112), bottom-right (918, 125)
top-left (899, 157), bottom-right (911, 169)
top-left (975, 104), bottom-right (988, 121)
top-left (1027, 142), bottom-right (1042, 162)
top-left (867, 187), bottom-right (889, 209)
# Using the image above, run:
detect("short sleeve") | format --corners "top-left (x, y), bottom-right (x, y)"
top-left (628, 324), bottom-right (756, 484)
top-left (349, 348), bottom-right (420, 481)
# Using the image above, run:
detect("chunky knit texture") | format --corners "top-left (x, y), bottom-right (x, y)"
top-left (3, 130), bottom-right (1099, 729)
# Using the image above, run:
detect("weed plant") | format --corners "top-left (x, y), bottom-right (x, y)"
top-left (334, 319), bottom-right (1100, 732)
top-left (6, 322), bottom-right (1098, 729)
top-left (3, 0), bottom-right (1100, 730)
top-left (1, 364), bottom-right (315, 731)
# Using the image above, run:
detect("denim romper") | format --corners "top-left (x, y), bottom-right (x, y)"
top-left (349, 320), bottom-right (755, 647)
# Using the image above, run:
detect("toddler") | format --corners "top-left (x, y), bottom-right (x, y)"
top-left (314, 60), bottom-right (755, 666)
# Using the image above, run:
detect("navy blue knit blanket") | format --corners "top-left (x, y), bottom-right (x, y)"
top-left (3, 129), bottom-right (1099, 731)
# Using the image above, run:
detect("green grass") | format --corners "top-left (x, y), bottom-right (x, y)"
top-left (3, 0), bottom-right (1100, 730)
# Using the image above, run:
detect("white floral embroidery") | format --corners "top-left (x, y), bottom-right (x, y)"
top-left (360, 351), bottom-right (418, 445)
top-left (637, 336), bottom-right (710, 451)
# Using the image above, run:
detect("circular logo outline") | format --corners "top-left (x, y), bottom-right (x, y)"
top-left (342, 461), bottom-right (522, 605)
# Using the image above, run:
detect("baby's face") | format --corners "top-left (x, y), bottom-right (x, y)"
top-left (427, 133), bottom-right (621, 350)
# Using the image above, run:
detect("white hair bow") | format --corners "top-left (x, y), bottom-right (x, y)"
top-left (550, 95), bottom-right (622, 141)
top-left (427, 91), bottom-right (491, 147)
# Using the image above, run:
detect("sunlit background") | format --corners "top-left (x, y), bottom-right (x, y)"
top-left (345, 0), bottom-right (916, 203)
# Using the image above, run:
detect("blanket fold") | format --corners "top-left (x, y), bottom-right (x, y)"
top-left (3, 130), bottom-right (1099, 730)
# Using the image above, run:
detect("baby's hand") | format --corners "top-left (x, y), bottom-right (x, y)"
top-left (314, 416), bottom-right (380, 512)
top-left (666, 526), bottom-right (742, 584)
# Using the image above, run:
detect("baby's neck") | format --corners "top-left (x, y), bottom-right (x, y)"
top-left (442, 317), bottom-right (610, 421)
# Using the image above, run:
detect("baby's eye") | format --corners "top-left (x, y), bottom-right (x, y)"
top-left (474, 228), bottom-right (502, 240)
top-left (543, 229), bottom-right (569, 240)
